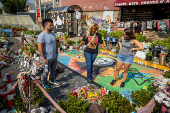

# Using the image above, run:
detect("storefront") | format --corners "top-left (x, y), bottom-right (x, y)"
top-left (114, 0), bottom-right (170, 21)
top-left (114, 0), bottom-right (170, 36)
top-left (48, 5), bottom-right (82, 34)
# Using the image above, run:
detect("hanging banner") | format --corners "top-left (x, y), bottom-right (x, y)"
top-left (103, 11), bottom-right (113, 32)
top-left (37, 9), bottom-right (41, 22)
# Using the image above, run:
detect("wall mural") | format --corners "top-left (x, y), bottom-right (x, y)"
top-left (50, 12), bottom-right (66, 33)
top-left (157, 19), bottom-right (170, 34)
top-left (58, 50), bottom-right (164, 101)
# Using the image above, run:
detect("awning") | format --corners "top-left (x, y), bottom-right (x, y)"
top-left (50, 6), bottom-right (70, 12)
top-left (114, 0), bottom-right (170, 7)
top-left (49, 5), bottom-right (82, 13)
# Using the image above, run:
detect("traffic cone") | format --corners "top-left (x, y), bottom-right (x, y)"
top-left (6, 74), bottom-right (15, 109)
top-left (0, 71), bottom-right (6, 100)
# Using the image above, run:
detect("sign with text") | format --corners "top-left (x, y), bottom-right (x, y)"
top-left (114, 0), bottom-right (170, 6)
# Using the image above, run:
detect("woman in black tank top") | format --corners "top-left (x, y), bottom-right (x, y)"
top-left (110, 28), bottom-right (144, 88)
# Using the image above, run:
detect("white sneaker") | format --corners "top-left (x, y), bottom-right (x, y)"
top-left (49, 80), bottom-right (61, 85)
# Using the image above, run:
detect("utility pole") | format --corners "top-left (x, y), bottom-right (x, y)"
top-left (17, 0), bottom-right (19, 15)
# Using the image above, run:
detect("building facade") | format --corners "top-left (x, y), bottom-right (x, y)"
top-left (61, 0), bottom-right (120, 32)
top-left (35, 0), bottom-right (62, 21)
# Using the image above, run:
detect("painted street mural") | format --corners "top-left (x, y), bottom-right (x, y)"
top-left (58, 50), bottom-right (164, 101)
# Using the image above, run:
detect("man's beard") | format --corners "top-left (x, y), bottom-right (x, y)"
top-left (47, 28), bottom-right (52, 32)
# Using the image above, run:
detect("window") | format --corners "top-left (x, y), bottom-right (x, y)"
top-left (56, 0), bottom-right (59, 3)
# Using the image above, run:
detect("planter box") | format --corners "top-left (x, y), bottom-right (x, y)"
top-left (145, 55), bottom-right (152, 61)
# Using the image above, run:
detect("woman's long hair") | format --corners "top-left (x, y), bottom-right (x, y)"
top-left (124, 28), bottom-right (136, 39)
top-left (86, 23), bottom-right (99, 37)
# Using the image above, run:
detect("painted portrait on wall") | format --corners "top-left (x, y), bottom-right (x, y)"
top-left (50, 12), bottom-right (66, 33)
top-left (157, 19), bottom-right (170, 34)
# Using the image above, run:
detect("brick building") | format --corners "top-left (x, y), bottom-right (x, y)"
top-left (62, 0), bottom-right (120, 29)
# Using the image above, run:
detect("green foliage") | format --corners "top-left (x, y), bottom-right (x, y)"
top-left (112, 30), bottom-right (124, 38)
top-left (101, 91), bottom-right (134, 113)
top-left (54, 92), bottom-right (91, 113)
top-left (147, 83), bottom-right (157, 94)
top-left (0, 98), bottom-right (7, 111)
top-left (151, 38), bottom-right (170, 51)
top-left (14, 92), bottom-right (26, 111)
top-left (131, 89), bottom-right (153, 107)
top-left (12, 26), bottom-right (27, 31)
top-left (3, 25), bottom-right (11, 29)
top-left (0, 7), bottom-right (2, 14)
top-left (116, 44), bottom-right (120, 53)
top-left (136, 35), bottom-right (146, 42)
top-left (31, 84), bottom-right (50, 105)
top-left (58, 42), bottom-right (61, 48)
top-left (0, 0), bottom-right (27, 14)
top-left (98, 30), bottom-right (108, 36)
top-left (56, 34), bottom-right (59, 40)
top-left (131, 83), bottom-right (162, 112)
top-left (67, 40), bottom-right (75, 46)
top-left (63, 33), bottom-right (70, 44)
top-left (77, 39), bottom-right (82, 44)
top-left (145, 38), bottom-right (153, 43)
top-left (163, 71), bottom-right (170, 78)
top-left (146, 52), bottom-right (152, 56)
top-left (3, 37), bottom-right (9, 41)
top-left (23, 30), bottom-right (41, 35)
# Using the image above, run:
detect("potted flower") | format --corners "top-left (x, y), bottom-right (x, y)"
top-left (67, 40), bottom-right (75, 51)
top-left (146, 52), bottom-right (152, 61)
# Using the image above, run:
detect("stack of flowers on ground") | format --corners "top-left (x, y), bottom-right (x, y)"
top-left (71, 84), bottom-right (107, 103)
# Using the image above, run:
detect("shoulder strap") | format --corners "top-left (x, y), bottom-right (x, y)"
top-left (86, 33), bottom-right (97, 46)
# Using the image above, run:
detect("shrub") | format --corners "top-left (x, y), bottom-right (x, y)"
top-left (113, 30), bottom-right (124, 38)
top-left (131, 89), bottom-right (153, 108)
top-left (131, 83), bottom-right (161, 112)
top-left (14, 92), bottom-right (27, 111)
top-left (163, 71), bottom-right (170, 78)
top-left (136, 35), bottom-right (146, 42)
top-left (101, 91), bottom-right (134, 113)
top-left (98, 30), bottom-right (108, 36)
top-left (67, 40), bottom-right (75, 46)
top-left (146, 52), bottom-right (152, 56)
top-left (54, 92), bottom-right (91, 113)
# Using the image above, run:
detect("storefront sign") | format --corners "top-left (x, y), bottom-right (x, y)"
top-left (37, 9), bottom-right (41, 22)
top-left (114, 0), bottom-right (170, 6)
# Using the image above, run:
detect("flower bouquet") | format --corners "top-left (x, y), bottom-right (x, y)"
top-left (71, 84), bottom-right (108, 103)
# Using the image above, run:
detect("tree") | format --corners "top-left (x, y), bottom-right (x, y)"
top-left (0, 7), bottom-right (3, 14)
top-left (0, 0), bottom-right (27, 14)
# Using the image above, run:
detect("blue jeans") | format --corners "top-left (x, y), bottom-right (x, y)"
top-left (43, 57), bottom-right (57, 85)
top-left (84, 51), bottom-right (98, 80)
